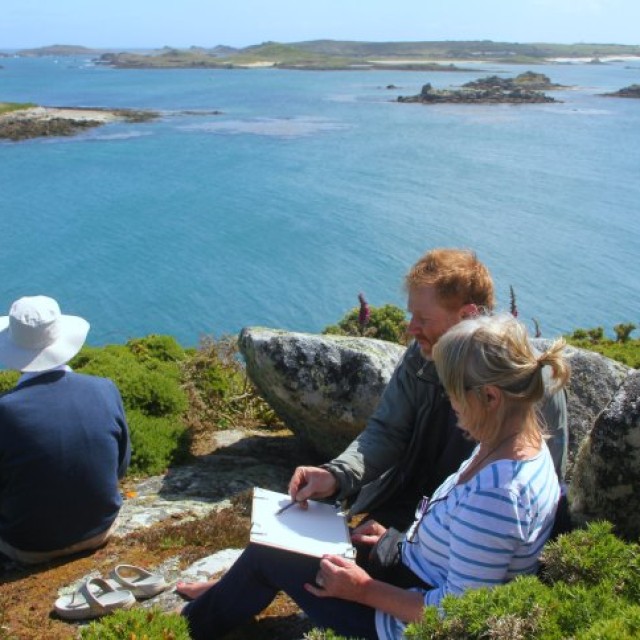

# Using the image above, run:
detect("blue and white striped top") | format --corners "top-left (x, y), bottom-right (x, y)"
top-left (375, 443), bottom-right (560, 640)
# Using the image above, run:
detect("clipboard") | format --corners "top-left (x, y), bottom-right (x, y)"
top-left (250, 487), bottom-right (356, 559)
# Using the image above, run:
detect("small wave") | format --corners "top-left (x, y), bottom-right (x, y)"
top-left (88, 130), bottom-right (153, 141)
top-left (180, 116), bottom-right (349, 138)
top-left (543, 107), bottom-right (613, 116)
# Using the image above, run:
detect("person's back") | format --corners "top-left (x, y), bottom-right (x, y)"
top-left (0, 370), bottom-right (130, 553)
top-left (0, 295), bottom-right (131, 563)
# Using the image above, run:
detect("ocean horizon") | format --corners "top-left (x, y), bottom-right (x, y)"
top-left (1, 56), bottom-right (638, 347)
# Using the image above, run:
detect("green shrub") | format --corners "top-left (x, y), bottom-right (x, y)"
top-left (68, 337), bottom-right (189, 476)
top-left (0, 370), bottom-right (19, 393)
top-left (400, 523), bottom-right (640, 640)
top-left (80, 607), bottom-right (190, 639)
top-left (614, 323), bottom-right (637, 343)
top-left (540, 521), bottom-right (640, 600)
top-left (565, 326), bottom-right (640, 368)
top-left (127, 334), bottom-right (187, 362)
top-left (324, 303), bottom-right (408, 344)
top-left (406, 576), bottom-right (624, 640)
top-left (71, 343), bottom-right (187, 417)
top-left (580, 604), bottom-right (640, 640)
top-left (304, 630), bottom-right (364, 640)
top-left (127, 410), bottom-right (190, 476)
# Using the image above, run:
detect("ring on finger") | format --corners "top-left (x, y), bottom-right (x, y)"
top-left (315, 573), bottom-right (325, 588)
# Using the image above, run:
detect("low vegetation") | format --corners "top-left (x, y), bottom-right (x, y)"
top-left (565, 323), bottom-right (640, 368)
top-left (0, 333), bottom-right (280, 478)
top-left (323, 295), bottom-right (409, 344)
top-left (0, 101), bottom-right (36, 115)
top-left (80, 607), bottom-right (190, 639)
top-left (88, 40), bottom-right (640, 69)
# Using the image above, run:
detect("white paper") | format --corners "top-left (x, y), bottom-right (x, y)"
top-left (250, 487), bottom-right (355, 559)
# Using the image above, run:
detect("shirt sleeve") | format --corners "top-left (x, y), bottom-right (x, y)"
top-left (422, 485), bottom-right (526, 608)
top-left (325, 343), bottom-right (423, 498)
top-left (110, 381), bottom-right (131, 479)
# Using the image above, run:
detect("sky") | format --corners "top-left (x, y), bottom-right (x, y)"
top-left (1, 0), bottom-right (639, 50)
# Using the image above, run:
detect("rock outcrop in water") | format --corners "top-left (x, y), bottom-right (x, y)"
top-left (0, 105), bottom-right (157, 141)
top-left (602, 84), bottom-right (640, 98)
top-left (398, 71), bottom-right (560, 104)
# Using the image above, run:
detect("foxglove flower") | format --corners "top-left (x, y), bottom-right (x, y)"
top-left (358, 292), bottom-right (371, 332)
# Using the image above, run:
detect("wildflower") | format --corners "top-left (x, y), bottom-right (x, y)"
top-left (509, 285), bottom-right (518, 318)
top-left (358, 293), bottom-right (371, 334)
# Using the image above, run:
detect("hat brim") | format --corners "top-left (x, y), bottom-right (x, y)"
top-left (0, 315), bottom-right (90, 372)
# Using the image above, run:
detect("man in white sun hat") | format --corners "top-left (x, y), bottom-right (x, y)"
top-left (0, 296), bottom-right (130, 564)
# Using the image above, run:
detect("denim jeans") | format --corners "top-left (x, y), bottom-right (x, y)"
top-left (183, 543), bottom-right (379, 640)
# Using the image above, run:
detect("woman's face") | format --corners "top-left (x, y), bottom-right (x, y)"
top-left (450, 389), bottom-right (485, 439)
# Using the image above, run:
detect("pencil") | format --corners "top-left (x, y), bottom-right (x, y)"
top-left (275, 500), bottom-right (299, 516)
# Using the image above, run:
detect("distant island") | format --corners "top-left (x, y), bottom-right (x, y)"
top-left (397, 72), bottom-right (562, 104)
top-left (5, 40), bottom-right (640, 70)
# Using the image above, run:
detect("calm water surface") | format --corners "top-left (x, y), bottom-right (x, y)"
top-left (1, 57), bottom-right (638, 345)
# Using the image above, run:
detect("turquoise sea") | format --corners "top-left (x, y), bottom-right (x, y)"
top-left (1, 56), bottom-right (639, 346)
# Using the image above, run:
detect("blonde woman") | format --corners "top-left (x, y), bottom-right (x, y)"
top-left (182, 315), bottom-right (569, 640)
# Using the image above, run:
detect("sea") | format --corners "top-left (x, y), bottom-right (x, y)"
top-left (1, 55), bottom-right (639, 346)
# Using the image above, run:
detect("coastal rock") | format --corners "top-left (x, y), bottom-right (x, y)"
top-left (569, 370), bottom-right (640, 539)
top-left (239, 330), bottom-right (630, 473)
top-left (532, 339), bottom-right (632, 476)
top-left (238, 328), bottom-right (405, 459)
top-left (602, 83), bottom-right (640, 98)
top-left (0, 105), bottom-right (157, 141)
top-left (466, 71), bottom-right (562, 91)
top-left (398, 71), bottom-right (560, 104)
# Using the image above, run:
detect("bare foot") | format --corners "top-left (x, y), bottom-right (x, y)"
top-left (175, 578), bottom-right (218, 601)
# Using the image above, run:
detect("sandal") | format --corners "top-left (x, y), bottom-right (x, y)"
top-left (109, 564), bottom-right (168, 599)
top-left (54, 577), bottom-right (135, 620)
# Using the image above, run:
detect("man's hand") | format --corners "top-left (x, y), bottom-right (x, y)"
top-left (350, 519), bottom-right (387, 546)
top-left (288, 466), bottom-right (338, 507)
top-left (304, 554), bottom-right (372, 601)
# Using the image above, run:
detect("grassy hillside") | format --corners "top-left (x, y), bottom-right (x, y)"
top-left (35, 39), bottom-right (640, 70)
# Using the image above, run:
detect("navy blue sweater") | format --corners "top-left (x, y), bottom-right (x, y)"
top-left (0, 371), bottom-right (130, 552)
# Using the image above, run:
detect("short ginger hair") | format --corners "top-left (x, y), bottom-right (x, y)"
top-left (405, 248), bottom-right (495, 312)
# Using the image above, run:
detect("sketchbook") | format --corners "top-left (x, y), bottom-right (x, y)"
top-left (250, 487), bottom-right (356, 559)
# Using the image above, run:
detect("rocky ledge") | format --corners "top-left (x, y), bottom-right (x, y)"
top-left (0, 106), bottom-right (157, 141)
top-left (398, 71), bottom-right (561, 104)
top-left (602, 83), bottom-right (640, 98)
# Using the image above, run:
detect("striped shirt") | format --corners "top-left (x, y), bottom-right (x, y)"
top-left (375, 443), bottom-right (560, 639)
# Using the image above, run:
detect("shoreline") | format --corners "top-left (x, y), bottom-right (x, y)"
top-left (0, 105), bottom-right (157, 141)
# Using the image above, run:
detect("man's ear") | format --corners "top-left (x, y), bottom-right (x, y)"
top-left (459, 303), bottom-right (479, 320)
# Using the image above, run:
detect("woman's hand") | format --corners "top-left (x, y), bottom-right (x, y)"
top-left (305, 554), bottom-right (426, 624)
top-left (351, 519), bottom-right (387, 546)
top-left (304, 555), bottom-right (373, 602)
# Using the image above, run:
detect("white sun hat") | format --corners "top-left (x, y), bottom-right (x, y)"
top-left (0, 296), bottom-right (90, 372)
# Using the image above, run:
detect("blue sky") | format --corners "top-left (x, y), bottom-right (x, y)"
top-left (2, 0), bottom-right (639, 49)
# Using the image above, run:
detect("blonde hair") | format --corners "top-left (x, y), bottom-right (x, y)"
top-left (432, 314), bottom-right (570, 446)
top-left (404, 248), bottom-right (495, 312)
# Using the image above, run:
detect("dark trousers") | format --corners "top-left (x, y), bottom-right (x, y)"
top-left (182, 543), bottom-right (379, 640)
